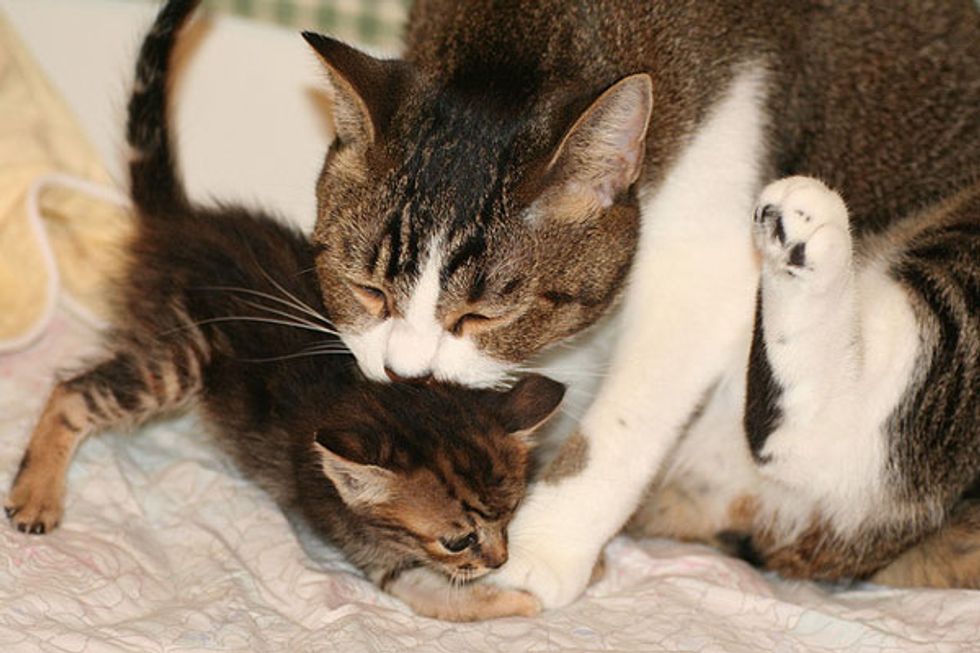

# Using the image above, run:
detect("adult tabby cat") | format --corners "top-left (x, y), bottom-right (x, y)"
top-left (303, 0), bottom-right (980, 608)
top-left (4, 0), bottom-right (566, 621)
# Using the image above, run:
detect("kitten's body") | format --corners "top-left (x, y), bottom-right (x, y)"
top-left (304, 0), bottom-right (980, 607)
top-left (4, 0), bottom-right (566, 621)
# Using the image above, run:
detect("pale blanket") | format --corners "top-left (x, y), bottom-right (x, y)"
top-left (1, 321), bottom-right (978, 652)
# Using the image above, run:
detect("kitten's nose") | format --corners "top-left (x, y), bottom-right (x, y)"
top-left (384, 367), bottom-right (433, 385)
top-left (482, 546), bottom-right (508, 569)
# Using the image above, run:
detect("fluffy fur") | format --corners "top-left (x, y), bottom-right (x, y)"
top-left (4, 0), bottom-right (569, 622)
top-left (303, 0), bottom-right (980, 609)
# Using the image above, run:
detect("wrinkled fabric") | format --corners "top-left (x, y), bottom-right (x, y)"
top-left (0, 312), bottom-right (977, 653)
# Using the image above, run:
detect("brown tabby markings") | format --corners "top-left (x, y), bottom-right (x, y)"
top-left (872, 501), bottom-right (980, 589)
top-left (6, 347), bottom-right (203, 534)
top-left (625, 482), bottom-right (725, 544)
top-left (541, 432), bottom-right (589, 485)
top-left (5, 0), bottom-right (567, 622)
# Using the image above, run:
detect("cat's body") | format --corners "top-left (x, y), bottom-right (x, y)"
top-left (303, 0), bottom-right (980, 607)
top-left (4, 0), bottom-right (566, 621)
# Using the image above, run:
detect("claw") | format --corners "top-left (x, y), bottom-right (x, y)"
top-left (757, 203), bottom-right (779, 223)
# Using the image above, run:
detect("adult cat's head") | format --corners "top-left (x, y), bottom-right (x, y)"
top-left (308, 374), bottom-right (565, 581)
top-left (304, 33), bottom-right (652, 387)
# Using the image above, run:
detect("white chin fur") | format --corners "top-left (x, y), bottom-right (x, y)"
top-left (341, 321), bottom-right (391, 382)
top-left (432, 336), bottom-right (512, 388)
top-left (342, 319), bottom-right (512, 388)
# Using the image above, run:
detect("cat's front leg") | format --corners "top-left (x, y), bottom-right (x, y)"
top-left (4, 386), bottom-right (87, 533)
top-left (491, 67), bottom-right (768, 609)
top-left (384, 567), bottom-right (540, 621)
top-left (494, 210), bottom-right (760, 607)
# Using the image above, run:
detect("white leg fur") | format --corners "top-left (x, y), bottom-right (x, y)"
top-left (493, 66), bottom-right (770, 608)
top-left (751, 177), bottom-right (921, 533)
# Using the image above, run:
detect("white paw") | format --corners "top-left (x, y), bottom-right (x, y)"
top-left (753, 176), bottom-right (852, 292)
top-left (492, 537), bottom-right (595, 610)
top-left (490, 488), bottom-right (599, 609)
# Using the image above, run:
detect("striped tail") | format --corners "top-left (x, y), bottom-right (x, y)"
top-left (126, 0), bottom-right (200, 214)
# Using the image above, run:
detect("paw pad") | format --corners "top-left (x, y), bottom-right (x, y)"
top-left (753, 176), bottom-right (851, 283)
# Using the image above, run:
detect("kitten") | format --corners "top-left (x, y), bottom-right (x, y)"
top-left (3, 0), bottom-right (566, 622)
top-left (301, 0), bottom-right (980, 607)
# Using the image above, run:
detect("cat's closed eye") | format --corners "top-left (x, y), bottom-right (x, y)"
top-left (451, 313), bottom-right (489, 336)
top-left (449, 312), bottom-right (510, 337)
top-left (440, 532), bottom-right (477, 553)
top-left (349, 282), bottom-right (390, 318)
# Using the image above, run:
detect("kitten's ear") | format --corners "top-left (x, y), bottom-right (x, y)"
top-left (497, 374), bottom-right (566, 441)
top-left (314, 439), bottom-right (396, 508)
top-left (542, 74), bottom-right (653, 214)
top-left (302, 32), bottom-right (408, 148)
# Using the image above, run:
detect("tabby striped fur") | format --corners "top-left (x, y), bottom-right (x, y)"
top-left (4, 0), bottom-right (567, 622)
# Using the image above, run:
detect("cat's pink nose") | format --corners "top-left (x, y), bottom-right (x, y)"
top-left (384, 367), bottom-right (433, 385)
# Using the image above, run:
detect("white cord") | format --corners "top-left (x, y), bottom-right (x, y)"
top-left (0, 173), bottom-right (131, 353)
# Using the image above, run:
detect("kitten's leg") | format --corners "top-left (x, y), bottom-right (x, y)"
top-left (384, 567), bottom-right (540, 621)
top-left (6, 345), bottom-right (203, 533)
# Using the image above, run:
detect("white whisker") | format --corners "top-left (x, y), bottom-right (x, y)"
top-left (256, 265), bottom-right (338, 329)
top-left (162, 315), bottom-right (339, 337)
top-left (197, 284), bottom-right (337, 330)
top-left (236, 298), bottom-right (340, 336)
top-left (237, 349), bottom-right (353, 363)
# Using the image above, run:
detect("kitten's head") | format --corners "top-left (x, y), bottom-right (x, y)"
top-left (311, 374), bottom-right (564, 581)
top-left (303, 33), bottom-right (652, 387)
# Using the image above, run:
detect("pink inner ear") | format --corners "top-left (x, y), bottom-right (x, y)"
top-left (594, 153), bottom-right (640, 208)
top-left (315, 442), bottom-right (394, 507)
top-left (552, 75), bottom-right (653, 209)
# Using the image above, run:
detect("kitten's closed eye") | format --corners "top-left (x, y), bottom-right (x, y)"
top-left (440, 532), bottom-right (478, 553)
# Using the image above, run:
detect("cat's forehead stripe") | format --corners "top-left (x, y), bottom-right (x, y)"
top-left (442, 229), bottom-right (487, 285)
top-left (375, 93), bottom-right (521, 285)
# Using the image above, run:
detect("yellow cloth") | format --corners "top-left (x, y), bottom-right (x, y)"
top-left (0, 10), bottom-right (133, 351)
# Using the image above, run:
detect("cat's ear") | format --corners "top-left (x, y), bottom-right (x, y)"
top-left (302, 32), bottom-right (408, 148)
top-left (314, 438), bottom-right (396, 508)
top-left (496, 374), bottom-right (566, 442)
top-left (541, 74), bottom-right (653, 213)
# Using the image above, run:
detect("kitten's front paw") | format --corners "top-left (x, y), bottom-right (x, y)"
top-left (466, 585), bottom-right (541, 621)
top-left (5, 460), bottom-right (64, 535)
top-left (753, 176), bottom-right (852, 292)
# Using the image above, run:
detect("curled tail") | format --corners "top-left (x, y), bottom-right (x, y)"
top-left (127, 0), bottom-right (200, 214)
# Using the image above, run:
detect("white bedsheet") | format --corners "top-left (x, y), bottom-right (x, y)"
top-left (1, 1), bottom-right (978, 651)
top-left (2, 319), bottom-right (978, 652)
